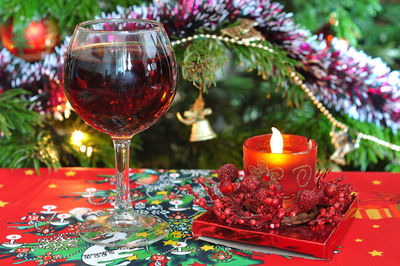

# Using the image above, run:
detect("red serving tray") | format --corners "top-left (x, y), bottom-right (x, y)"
top-left (192, 196), bottom-right (358, 259)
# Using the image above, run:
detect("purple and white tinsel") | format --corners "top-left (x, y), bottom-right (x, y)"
top-left (0, 0), bottom-right (399, 131)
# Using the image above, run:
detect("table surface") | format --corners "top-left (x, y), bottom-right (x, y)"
top-left (0, 168), bottom-right (399, 266)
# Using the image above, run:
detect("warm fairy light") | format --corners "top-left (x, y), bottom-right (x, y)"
top-left (64, 101), bottom-right (72, 119)
top-left (71, 130), bottom-right (85, 146)
top-left (270, 127), bottom-right (283, 153)
top-left (80, 145), bottom-right (86, 153)
top-left (86, 146), bottom-right (93, 157)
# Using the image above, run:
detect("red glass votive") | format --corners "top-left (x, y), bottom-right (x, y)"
top-left (243, 134), bottom-right (317, 200)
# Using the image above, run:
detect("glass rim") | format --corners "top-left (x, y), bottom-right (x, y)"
top-left (76, 18), bottom-right (163, 33)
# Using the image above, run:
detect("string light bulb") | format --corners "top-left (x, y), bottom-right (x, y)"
top-left (86, 146), bottom-right (93, 157)
top-left (71, 130), bottom-right (85, 146)
top-left (79, 145), bottom-right (86, 153)
top-left (64, 101), bottom-right (72, 119)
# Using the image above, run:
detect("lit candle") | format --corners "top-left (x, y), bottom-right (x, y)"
top-left (243, 128), bottom-right (317, 202)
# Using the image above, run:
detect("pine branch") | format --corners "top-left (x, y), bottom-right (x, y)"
top-left (0, 89), bottom-right (41, 138)
top-left (223, 41), bottom-right (302, 91)
top-left (0, 128), bottom-right (60, 173)
top-left (342, 115), bottom-right (400, 171)
top-left (0, 89), bottom-right (60, 172)
top-left (181, 38), bottom-right (228, 93)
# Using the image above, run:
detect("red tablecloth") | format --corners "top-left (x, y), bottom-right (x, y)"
top-left (0, 168), bottom-right (399, 265)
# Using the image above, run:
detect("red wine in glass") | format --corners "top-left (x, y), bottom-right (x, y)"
top-left (64, 43), bottom-right (177, 138)
top-left (63, 19), bottom-right (177, 248)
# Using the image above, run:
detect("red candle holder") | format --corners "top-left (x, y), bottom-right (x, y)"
top-left (189, 134), bottom-right (357, 260)
top-left (243, 134), bottom-right (317, 202)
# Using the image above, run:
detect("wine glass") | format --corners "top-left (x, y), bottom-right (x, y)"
top-left (63, 19), bottom-right (177, 247)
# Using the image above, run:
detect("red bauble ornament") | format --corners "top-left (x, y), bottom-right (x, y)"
top-left (240, 175), bottom-right (261, 192)
top-left (0, 19), bottom-right (59, 61)
top-left (324, 183), bottom-right (337, 198)
top-left (255, 188), bottom-right (272, 206)
top-left (218, 163), bottom-right (239, 182)
top-left (297, 190), bottom-right (319, 211)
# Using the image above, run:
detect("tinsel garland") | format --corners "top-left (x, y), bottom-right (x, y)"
top-left (0, 0), bottom-right (399, 131)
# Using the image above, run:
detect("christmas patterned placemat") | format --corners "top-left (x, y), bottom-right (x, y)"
top-left (0, 168), bottom-right (399, 265)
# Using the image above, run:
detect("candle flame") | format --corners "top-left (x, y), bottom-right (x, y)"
top-left (270, 127), bottom-right (283, 153)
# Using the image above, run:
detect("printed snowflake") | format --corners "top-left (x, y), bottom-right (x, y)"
top-left (38, 234), bottom-right (78, 251)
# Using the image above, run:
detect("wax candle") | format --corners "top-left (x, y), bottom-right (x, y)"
top-left (243, 129), bottom-right (317, 200)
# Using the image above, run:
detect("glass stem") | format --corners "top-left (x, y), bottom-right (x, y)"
top-left (112, 138), bottom-right (134, 220)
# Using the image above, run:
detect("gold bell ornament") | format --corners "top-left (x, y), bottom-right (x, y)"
top-left (177, 92), bottom-right (217, 142)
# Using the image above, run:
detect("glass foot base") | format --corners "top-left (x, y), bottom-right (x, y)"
top-left (78, 211), bottom-right (169, 247)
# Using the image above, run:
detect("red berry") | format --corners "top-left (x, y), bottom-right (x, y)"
top-left (218, 179), bottom-right (233, 195)
top-left (272, 198), bottom-right (280, 206)
top-left (214, 199), bottom-right (222, 208)
top-left (265, 198), bottom-right (272, 205)
top-left (224, 208), bottom-right (232, 216)
top-left (250, 219), bottom-right (257, 226)
top-left (194, 199), bottom-right (201, 205)
top-left (218, 163), bottom-right (239, 182)
top-left (269, 223), bottom-right (275, 229)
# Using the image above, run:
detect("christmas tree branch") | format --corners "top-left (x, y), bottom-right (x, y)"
top-left (0, 89), bottom-right (60, 172)
top-left (181, 38), bottom-right (228, 93)
top-left (223, 40), bottom-right (302, 89)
